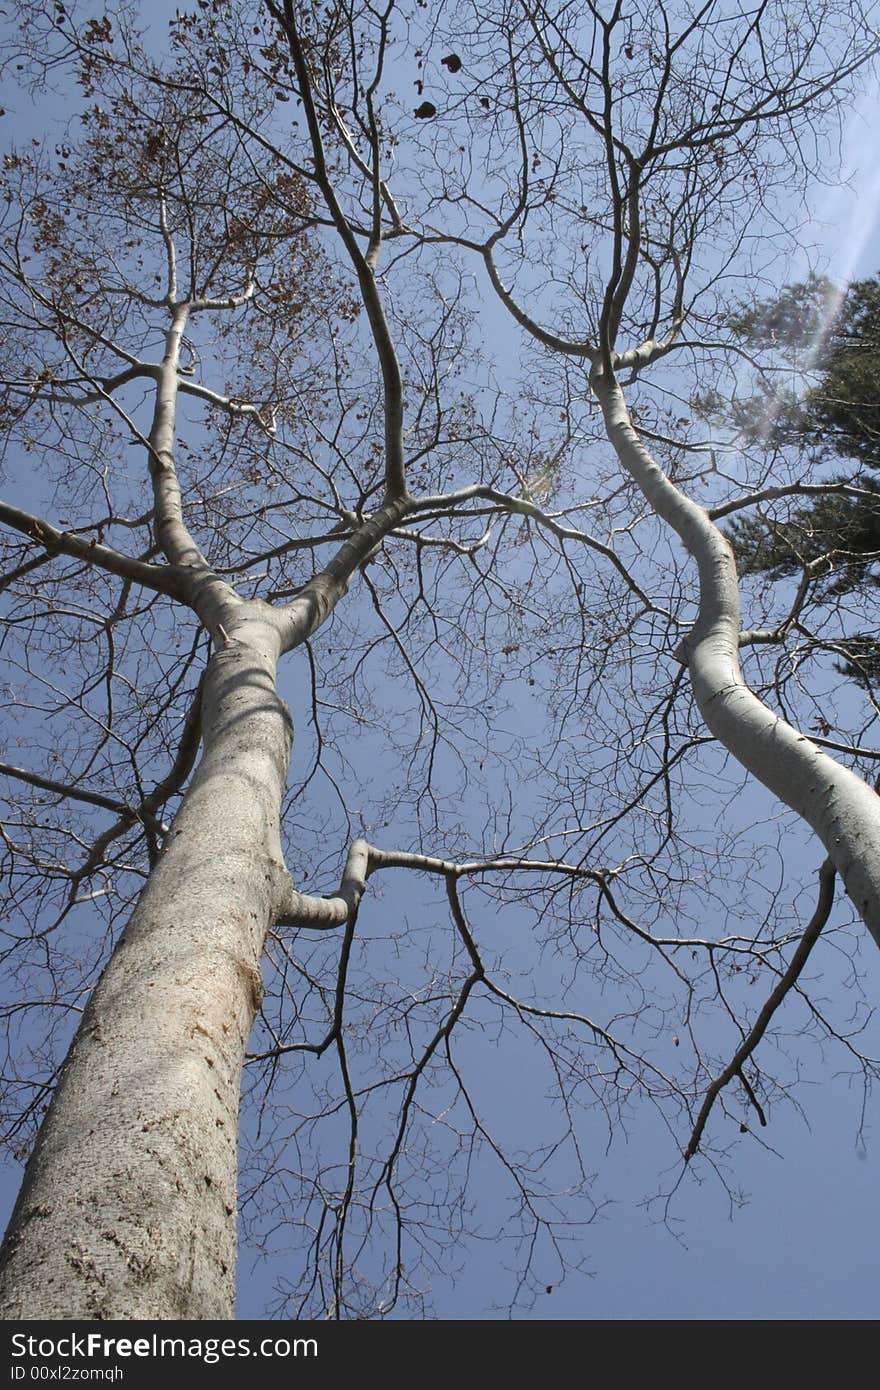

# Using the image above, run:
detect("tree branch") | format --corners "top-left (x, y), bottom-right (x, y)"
top-left (684, 857), bottom-right (836, 1161)
top-left (0, 500), bottom-right (185, 599)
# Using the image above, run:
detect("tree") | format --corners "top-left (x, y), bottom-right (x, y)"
top-left (723, 272), bottom-right (880, 685)
top-left (0, 0), bottom-right (879, 1320)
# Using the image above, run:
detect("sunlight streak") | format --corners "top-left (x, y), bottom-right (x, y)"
top-left (748, 77), bottom-right (880, 444)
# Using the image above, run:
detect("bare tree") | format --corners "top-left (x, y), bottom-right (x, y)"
top-left (0, 0), bottom-right (878, 1319)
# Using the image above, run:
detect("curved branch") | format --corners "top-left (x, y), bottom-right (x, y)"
top-left (592, 368), bottom-right (880, 950)
top-left (685, 858), bottom-right (836, 1161)
top-left (275, 838), bottom-right (370, 930)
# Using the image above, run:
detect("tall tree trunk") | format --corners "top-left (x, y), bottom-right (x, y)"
top-left (0, 617), bottom-right (291, 1319)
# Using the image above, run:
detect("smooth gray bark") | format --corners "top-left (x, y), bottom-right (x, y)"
top-left (0, 617), bottom-right (290, 1319)
top-left (594, 372), bottom-right (880, 949)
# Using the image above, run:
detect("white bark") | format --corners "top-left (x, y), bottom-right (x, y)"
top-left (594, 371), bottom-right (880, 950)
top-left (0, 615), bottom-right (291, 1319)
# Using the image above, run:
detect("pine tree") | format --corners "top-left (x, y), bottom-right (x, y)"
top-left (727, 273), bottom-right (880, 683)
